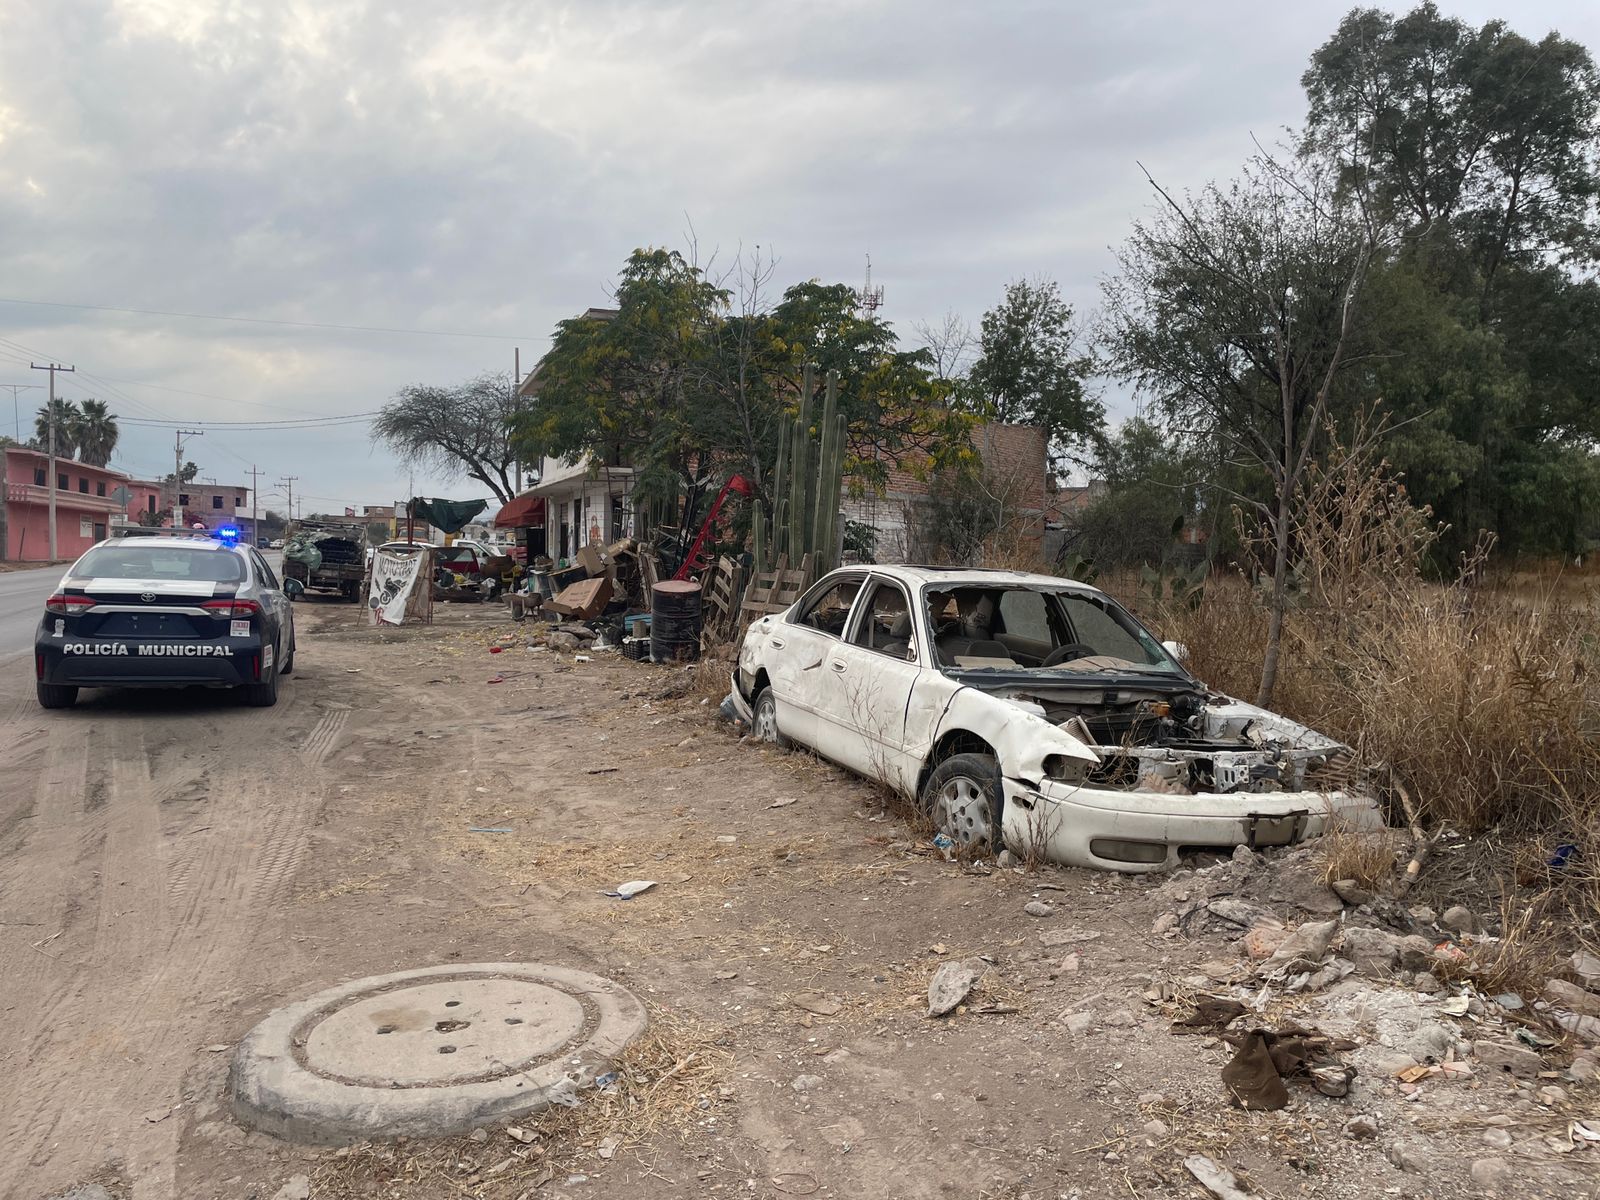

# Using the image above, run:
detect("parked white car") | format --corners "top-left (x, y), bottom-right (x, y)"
top-left (729, 566), bottom-right (1381, 872)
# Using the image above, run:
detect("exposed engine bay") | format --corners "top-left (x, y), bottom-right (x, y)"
top-left (994, 684), bottom-right (1346, 795)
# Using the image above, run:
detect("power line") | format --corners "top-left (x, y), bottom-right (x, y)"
top-left (0, 296), bottom-right (535, 341)
top-left (114, 412), bottom-right (379, 429)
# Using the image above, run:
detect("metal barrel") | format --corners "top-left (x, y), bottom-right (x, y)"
top-left (650, 580), bottom-right (703, 663)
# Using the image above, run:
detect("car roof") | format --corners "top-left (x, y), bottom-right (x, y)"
top-left (96, 535), bottom-right (237, 552)
top-left (831, 564), bottom-right (1104, 595)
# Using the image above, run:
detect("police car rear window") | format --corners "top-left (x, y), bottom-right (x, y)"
top-left (74, 544), bottom-right (246, 583)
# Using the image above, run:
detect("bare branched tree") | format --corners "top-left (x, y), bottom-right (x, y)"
top-left (373, 371), bottom-right (526, 504)
top-left (1103, 146), bottom-right (1390, 706)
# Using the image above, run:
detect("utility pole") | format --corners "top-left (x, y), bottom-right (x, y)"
top-left (0, 383), bottom-right (42, 442)
top-left (279, 476), bottom-right (298, 527)
top-left (30, 362), bottom-right (75, 560)
top-left (246, 465), bottom-right (265, 544)
top-left (512, 346), bottom-right (521, 495)
top-left (173, 429), bottom-right (203, 529)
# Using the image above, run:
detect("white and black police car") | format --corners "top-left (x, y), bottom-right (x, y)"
top-left (34, 528), bottom-right (302, 710)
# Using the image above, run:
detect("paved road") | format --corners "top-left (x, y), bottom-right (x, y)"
top-left (0, 565), bottom-right (61, 662)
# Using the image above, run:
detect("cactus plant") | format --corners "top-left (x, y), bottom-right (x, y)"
top-left (754, 364), bottom-right (847, 579)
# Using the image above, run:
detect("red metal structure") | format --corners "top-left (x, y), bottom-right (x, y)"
top-left (672, 474), bottom-right (754, 581)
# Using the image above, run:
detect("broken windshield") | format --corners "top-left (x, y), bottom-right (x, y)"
top-left (920, 584), bottom-right (1182, 674)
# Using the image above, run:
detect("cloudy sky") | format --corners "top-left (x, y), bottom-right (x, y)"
top-left (2, 0), bottom-right (1596, 514)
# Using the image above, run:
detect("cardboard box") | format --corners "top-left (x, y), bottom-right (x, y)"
top-left (543, 576), bottom-right (613, 620)
top-left (577, 543), bottom-right (613, 579)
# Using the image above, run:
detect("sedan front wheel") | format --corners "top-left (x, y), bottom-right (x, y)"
top-left (922, 752), bottom-right (1004, 852)
top-left (752, 688), bottom-right (791, 750)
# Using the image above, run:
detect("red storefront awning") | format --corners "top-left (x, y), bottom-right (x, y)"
top-left (493, 495), bottom-right (545, 528)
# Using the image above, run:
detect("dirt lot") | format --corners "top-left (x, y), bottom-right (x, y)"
top-left (1, 601), bottom-right (1594, 1200)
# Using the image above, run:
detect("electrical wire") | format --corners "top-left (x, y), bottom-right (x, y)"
top-left (0, 296), bottom-right (534, 342)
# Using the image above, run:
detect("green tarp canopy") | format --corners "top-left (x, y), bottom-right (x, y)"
top-left (408, 497), bottom-right (489, 535)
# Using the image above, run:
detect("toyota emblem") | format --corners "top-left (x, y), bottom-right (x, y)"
top-left (140, 592), bottom-right (157, 603)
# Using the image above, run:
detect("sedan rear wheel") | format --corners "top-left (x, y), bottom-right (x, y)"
top-left (36, 680), bottom-right (78, 710)
top-left (243, 643), bottom-right (280, 707)
top-left (922, 752), bottom-right (1003, 852)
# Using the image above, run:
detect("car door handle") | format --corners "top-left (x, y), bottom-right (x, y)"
top-left (829, 659), bottom-right (847, 672)
top-left (770, 638), bottom-right (785, 649)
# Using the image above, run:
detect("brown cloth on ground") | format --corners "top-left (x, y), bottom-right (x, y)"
top-left (1221, 1030), bottom-right (1289, 1110)
top-left (1172, 996), bottom-right (1249, 1031)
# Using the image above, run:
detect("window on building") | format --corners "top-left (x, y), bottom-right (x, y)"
top-left (212, 495), bottom-right (223, 509)
top-left (78, 477), bottom-right (89, 494)
top-left (33, 468), bottom-right (45, 486)
top-left (147, 495), bottom-right (157, 513)
top-left (96, 481), bottom-right (106, 497)
top-left (235, 495), bottom-right (243, 506)
top-left (58, 473), bottom-right (69, 490)
top-left (179, 493), bottom-right (190, 506)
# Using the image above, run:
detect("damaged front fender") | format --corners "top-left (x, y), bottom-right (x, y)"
top-left (928, 686), bottom-right (1099, 788)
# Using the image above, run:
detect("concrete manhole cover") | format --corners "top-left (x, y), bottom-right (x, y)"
top-left (230, 963), bottom-right (647, 1143)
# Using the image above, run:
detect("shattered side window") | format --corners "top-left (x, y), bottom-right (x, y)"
top-left (850, 581), bottom-right (915, 661)
top-left (1055, 592), bottom-right (1181, 672)
top-left (795, 578), bottom-right (863, 639)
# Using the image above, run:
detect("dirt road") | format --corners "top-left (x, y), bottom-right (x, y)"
top-left (0, 602), bottom-right (1589, 1200)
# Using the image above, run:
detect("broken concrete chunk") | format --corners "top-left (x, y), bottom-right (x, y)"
top-left (927, 959), bottom-right (985, 1018)
top-left (1409, 905), bottom-right (1437, 925)
top-left (1330, 878), bottom-right (1373, 907)
top-left (1544, 978), bottom-right (1600, 1018)
top-left (1440, 905), bottom-right (1478, 934)
top-left (1474, 1040), bottom-right (1545, 1079)
top-left (1241, 924), bottom-right (1289, 960)
top-left (1345, 1114), bottom-right (1379, 1139)
top-left (1207, 898), bottom-right (1272, 928)
top-left (1259, 919), bottom-right (1338, 976)
top-left (1468, 1158), bottom-right (1515, 1195)
top-left (1573, 949), bottom-right (1600, 990)
top-left (1339, 927), bottom-right (1402, 976)
top-left (1267, 873), bottom-right (1346, 916)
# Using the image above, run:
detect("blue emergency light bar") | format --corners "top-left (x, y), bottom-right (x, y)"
top-left (215, 525), bottom-right (241, 543)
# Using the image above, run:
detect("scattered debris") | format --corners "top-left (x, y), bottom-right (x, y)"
top-left (1183, 1153), bottom-right (1254, 1199)
top-left (928, 959), bottom-right (986, 1018)
top-left (468, 826), bottom-right (513, 834)
top-left (1023, 900), bottom-right (1053, 918)
top-left (271, 1176), bottom-right (311, 1200)
top-left (605, 880), bottom-right (657, 899)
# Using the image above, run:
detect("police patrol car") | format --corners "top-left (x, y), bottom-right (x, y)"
top-left (34, 527), bottom-right (302, 709)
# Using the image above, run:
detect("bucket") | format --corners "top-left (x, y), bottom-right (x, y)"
top-left (650, 580), bottom-right (703, 663)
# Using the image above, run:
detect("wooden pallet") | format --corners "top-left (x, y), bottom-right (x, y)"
top-left (738, 552), bottom-right (814, 620)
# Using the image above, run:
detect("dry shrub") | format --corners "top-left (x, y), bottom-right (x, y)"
top-left (1319, 824), bottom-right (1403, 891)
top-left (1109, 422), bottom-right (1600, 936)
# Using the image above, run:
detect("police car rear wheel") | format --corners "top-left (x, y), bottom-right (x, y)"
top-left (243, 644), bottom-right (280, 707)
top-left (36, 680), bottom-right (78, 709)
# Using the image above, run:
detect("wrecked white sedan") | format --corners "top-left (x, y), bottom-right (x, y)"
top-left (729, 566), bottom-right (1381, 872)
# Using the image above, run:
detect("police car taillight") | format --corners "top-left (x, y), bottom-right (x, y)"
top-left (45, 594), bottom-right (92, 616)
top-left (201, 599), bottom-right (262, 618)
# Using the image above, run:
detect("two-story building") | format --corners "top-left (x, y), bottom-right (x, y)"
top-left (513, 308), bottom-right (637, 563)
top-left (0, 447), bottom-right (162, 561)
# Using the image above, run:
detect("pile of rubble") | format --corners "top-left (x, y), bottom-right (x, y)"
top-left (1144, 844), bottom-right (1600, 1187)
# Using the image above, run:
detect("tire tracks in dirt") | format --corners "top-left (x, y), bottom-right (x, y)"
top-left (0, 679), bottom-right (342, 1199)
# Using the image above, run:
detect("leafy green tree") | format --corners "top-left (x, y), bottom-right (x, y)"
top-left (71, 399), bottom-right (119, 467)
top-left (518, 248), bottom-right (971, 532)
top-left (1074, 418), bottom-right (1216, 570)
top-left (964, 277), bottom-right (1102, 468)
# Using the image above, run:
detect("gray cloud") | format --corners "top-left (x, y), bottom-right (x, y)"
top-left (1, 0), bottom-right (1595, 504)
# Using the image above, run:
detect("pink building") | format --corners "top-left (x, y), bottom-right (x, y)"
top-left (0, 447), bottom-right (163, 562)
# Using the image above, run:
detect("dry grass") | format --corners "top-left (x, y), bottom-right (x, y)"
top-left (1317, 824), bottom-right (1404, 892)
top-left (309, 1008), bottom-right (732, 1200)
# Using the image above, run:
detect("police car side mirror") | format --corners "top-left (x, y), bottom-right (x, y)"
top-left (283, 578), bottom-right (305, 599)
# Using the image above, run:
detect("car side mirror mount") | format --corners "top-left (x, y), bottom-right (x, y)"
top-left (284, 578), bottom-right (305, 599)
top-left (1161, 639), bottom-right (1189, 663)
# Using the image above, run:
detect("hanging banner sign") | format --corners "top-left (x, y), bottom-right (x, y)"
top-left (368, 550), bottom-right (426, 626)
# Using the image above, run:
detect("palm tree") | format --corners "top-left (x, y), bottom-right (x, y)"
top-left (72, 399), bottom-right (119, 467)
top-left (33, 399), bottom-right (80, 459)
